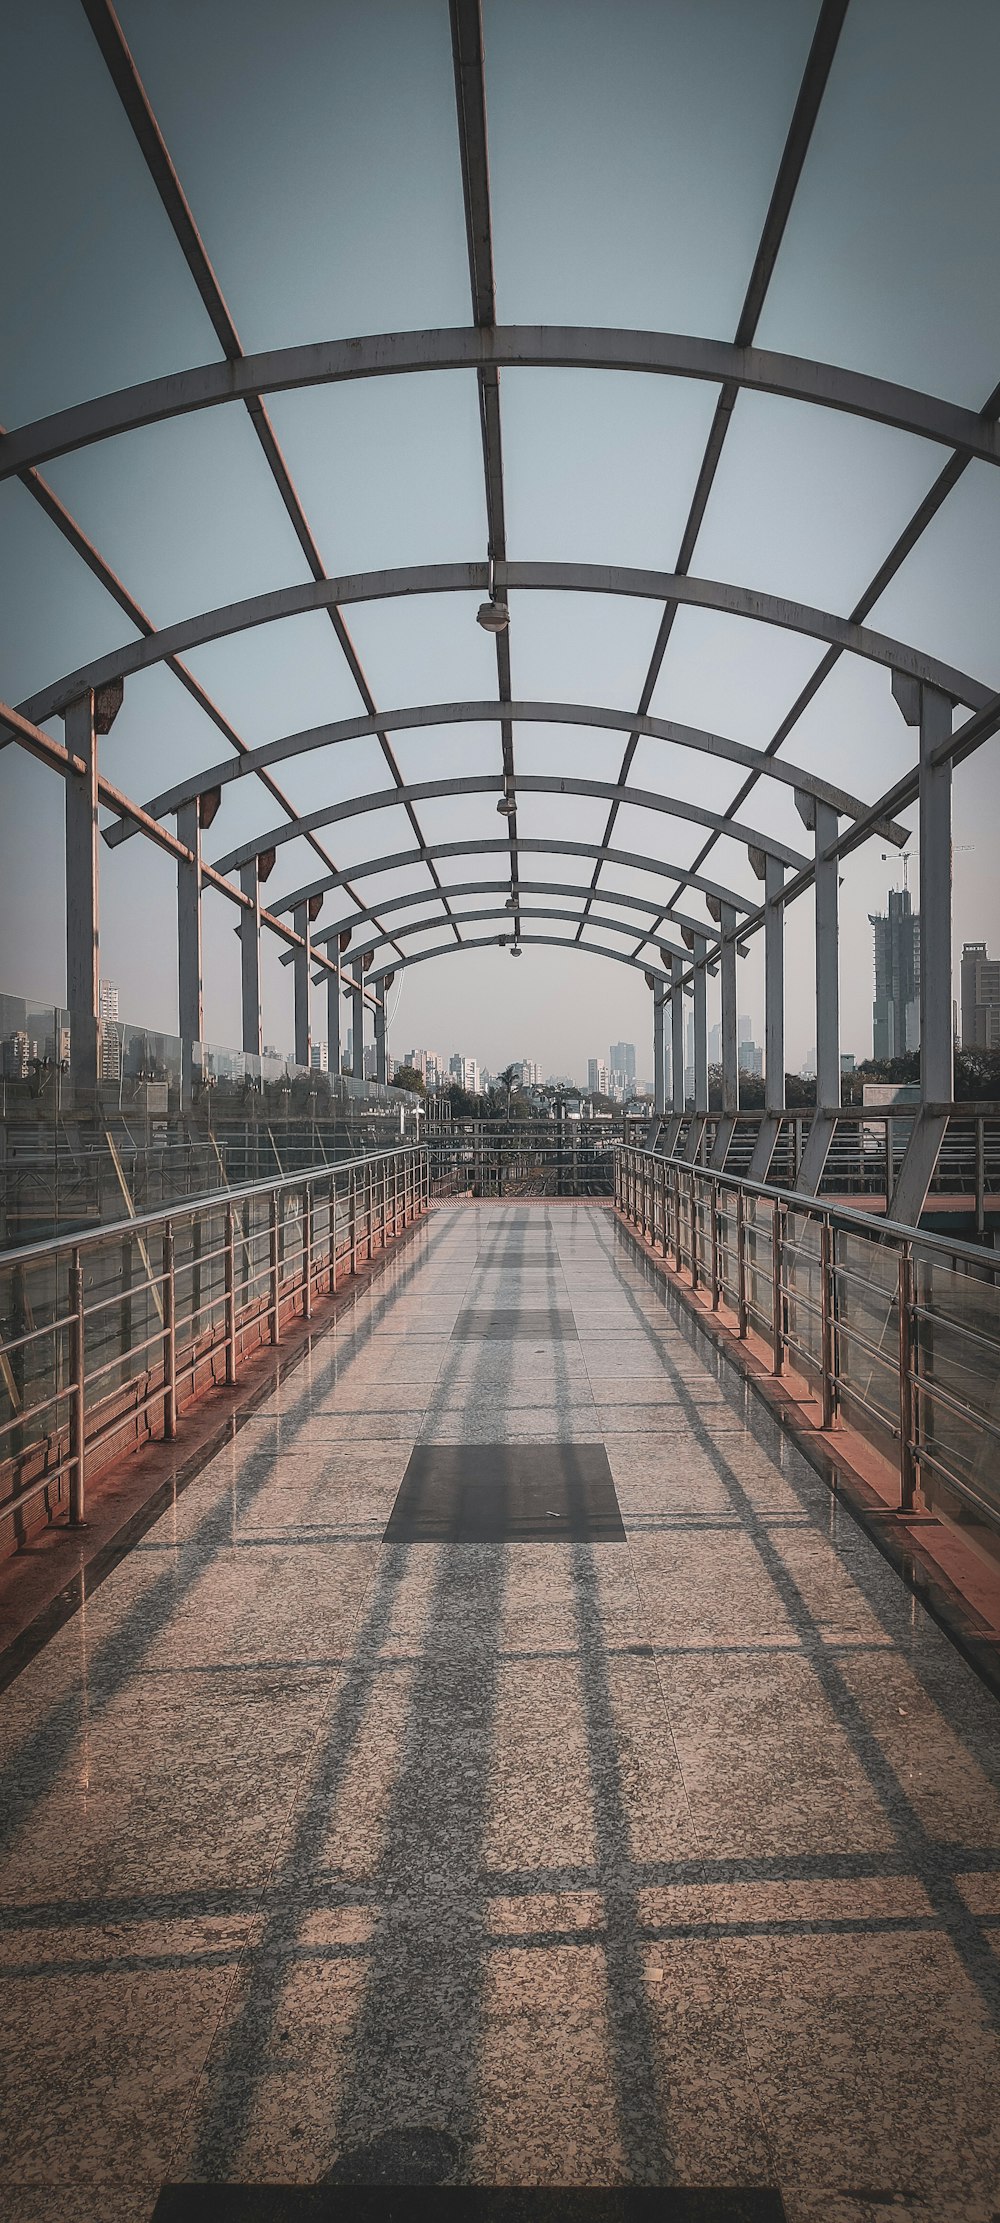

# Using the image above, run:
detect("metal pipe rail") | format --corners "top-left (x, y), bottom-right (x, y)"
top-left (615, 1145), bottom-right (1000, 1542)
top-left (0, 1145), bottom-right (429, 1538)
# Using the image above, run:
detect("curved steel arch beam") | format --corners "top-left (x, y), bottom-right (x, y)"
top-left (208, 771), bottom-right (810, 877)
top-left (369, 931), bottom-right (673, 988)
top-left (310, 904), bottom-right (691, 964)
top-left (21, 560), bottom-right (992, 724)
top-left (303, 876), bottom-right (720, 952)
top-left (5, 327), bottom-right (1000, 483)
top-left (270, 837), bottom-right (755, 921)
top-left (111, 699), bottom-right (902, 850)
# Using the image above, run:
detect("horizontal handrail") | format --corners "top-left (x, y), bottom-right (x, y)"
top-left (614, 1143), bottom-right (1000, 1544)
top-left (0, 1145), bottom-right (429, 1538)
top-left (0, 1144), bottom-right (417, 1273)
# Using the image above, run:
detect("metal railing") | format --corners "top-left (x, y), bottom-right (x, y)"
top-left (0, 1145), bottom-right (429, 1539)
top-left (615, 1145), bottom-right (1000, 1541)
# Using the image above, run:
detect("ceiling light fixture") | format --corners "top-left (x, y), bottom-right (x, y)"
top-left (496, 794), bottom-right (516, 817)
top-left (477, 556), bottom-right (510, 633)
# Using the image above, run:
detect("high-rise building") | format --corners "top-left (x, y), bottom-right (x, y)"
top-left (98, 977), bottom-right (121, 1081)
top-left (961, 941), bottom-right (1000, 1049)
top-left (310, 1040), bottom-right (329, 1072)
top-left (516, 1060), bottom-right (541, 1086)
top-left (609, 1041), bottom-right (636, 1080)
top-left (2, 1031), bottom-right (36, 1080)
top-left (587, 1058), bottom-right (609, 1096)
top-left (869, 889), bottom-right (920, 1060)
top-left (449, 1054), bottom-right (480, 1094)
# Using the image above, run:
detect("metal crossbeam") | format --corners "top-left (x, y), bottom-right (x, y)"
top-left (7, 331), bottom-right (1000, 483)
top-left (580, 0), bottom-right (851, 934)
top-left (79, 0), bottom-right (453, 949)
top-left (209, 772), bottom-right (810, 879)
top-left (19, 563), bottom-right (992, 730)
top-left (449, 0), bottom-right (516, 924)
top-left (107, 699), bottom-right (903, 847)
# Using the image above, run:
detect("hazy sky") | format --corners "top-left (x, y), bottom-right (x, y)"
top-left (2, 0), bottom-right (999, 1081)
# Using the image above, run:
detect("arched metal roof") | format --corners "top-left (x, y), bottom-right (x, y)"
top-left (3, 0), bottom-right (999, 1040)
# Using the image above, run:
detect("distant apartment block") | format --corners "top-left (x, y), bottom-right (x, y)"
top-left (961, 941), bottom-right (1000, 1050)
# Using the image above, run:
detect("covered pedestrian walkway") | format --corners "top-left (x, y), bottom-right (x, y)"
top-left (3, 1203), bottom-right (1000, 2221)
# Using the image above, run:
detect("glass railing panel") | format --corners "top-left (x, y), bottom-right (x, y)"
top-left (913, 1253), bottom-right (1000, 1522)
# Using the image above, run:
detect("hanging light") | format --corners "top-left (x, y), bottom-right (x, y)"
top-left (477, 599), bottom-right (510, 633)
top-left (509, 944), bottom-right (523, 957)
top-left (504, 896), bottom-right (517, 910)
top-left (496, 794), bottom-right (516, 817)
top-left (477, 555), bottom-right (510, 633)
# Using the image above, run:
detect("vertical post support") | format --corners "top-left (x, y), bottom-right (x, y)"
top-left (710, 1178), bottom-right (720, 1310)
top-left (327, 956), bottom-right (342, 1080)
top-left (375, 995), bottom-right (387, 1086)
top-left (916, 684), bottom-right (954, 1107)
top-left (735, 1188), bottom-right (748, 1338)
top-left (899, 1244), bottom-right (917, 1510)
top-left (269, 1190), bottom-right (281, 1345)
top-left (771, 1202), bottom-right (785, 1376)
top-left (670, 958), bottom-right (685, 1116)
top-left (302, 1182), bottom-right (312, 1319)
top-left (653, 981), bottom-right (667, 1115)
top-left (350, 960), bottom-right (365, 1081)
top-left (692, 938), bottom-right (708, 1117)
top-left (225, 1203), bottom-right (237, 1385)
top-left (292, 904), bottom-right (313, 1071)
top-left (239, 861), bottom-right (263, 1058)
top-left (763, 855), bottom-right (785, 1116)
top-left (162, 1220), bottom-right (177, 1439)
top-left (793, 799), bottom-right (840, 1193)
top-left (64, 694), bottom-right (100, 1098)
top-left (177, 800), bottom-right (204, 1109)
top-left (719, 906), bottom-right (739, 1117)
top-left (820, 1215), bottom-right (837, 1429)
top-left (68, 1249), bottom-right (87, 1524)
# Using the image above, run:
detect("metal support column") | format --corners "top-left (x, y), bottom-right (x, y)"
top-left (891, 678), bottom-right (953, 1223)
top-left (375, 994), bottom-right (387, 1086)
top-left (652, 981), bottom-right (667, 1115)
top-left (64, 694), bottom-right (101, 1098)
top-left (292, 904), bottom-right (312, 1071)
top-left (177, 800), bottom-right (203, 1107)
top-left (749, 848), bottom-right (785, 1181)
top-left (709, 901), bottom-right (738, 1170)
top-left (239, 853), bottom-right (270, 1060)
top-left (681, 935), bottom-right (708, 1162)
top-left (796, 796), bottom-right (840, 1194)
top-left (349, 959), bottom-right (365, 1080)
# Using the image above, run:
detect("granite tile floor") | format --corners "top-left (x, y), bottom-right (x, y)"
top-left (2, 1203), bottom-right (1000, 2221)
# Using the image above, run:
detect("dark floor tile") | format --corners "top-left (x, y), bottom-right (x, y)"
top-left (153, 2188), bottom-right (787, 2219)
top-left (382, 1443), bottom-right (624, 1541)
top-left (452, 1310), bottom-right (577, 1340)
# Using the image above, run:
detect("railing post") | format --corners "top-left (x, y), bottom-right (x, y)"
top-left (771, 1201), bottom-right (785, 1376)
top-left (350, 1169), bottom-right (358, 1276)
top-left (899, 1243), bottom-right (917, 1510)
top-left (735, 1187), bottom-right (748, 1338)
top-left (820, 1215), bottom-right (837, 1429)
top-left (671, 1166), bottom-right (681, 1270)
top-left (269, 1189), bottom-right (281, 1345)
top-left (689, 1178), bottom-right (699, 1292)
top-left (710, 1179), bottom-right (720, 1310)
top-left (68, 1248), bottom-right (87, 1525)
top-left (328, 1177), bottom-right (337, 1292)
top-left (162, 1219), bottom-right (177, 1438)
top-left (224, 1203), bottom-right (237, 1386)
top-left (302, 1182), bottom-right (312, 1320)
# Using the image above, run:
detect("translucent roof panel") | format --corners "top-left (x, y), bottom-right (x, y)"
top-left (650, 607), bottom-right (828, 752)
top-left (265, 378), bottom-right (488, 576)
top-left (501, 371), bottom-right (720, 569)
top-left (691, 395), bottom-right (944, 614)
top-left (347, 597), bottom-right (500, 711)
top-left (487, 0), bottom-right (818, 333)
top-left (756, 0), bottom-right (1000, 402)
top-left (117, 0), bottom-right (472, 350)
top-left (507, 593), bottom-right (663, 711)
